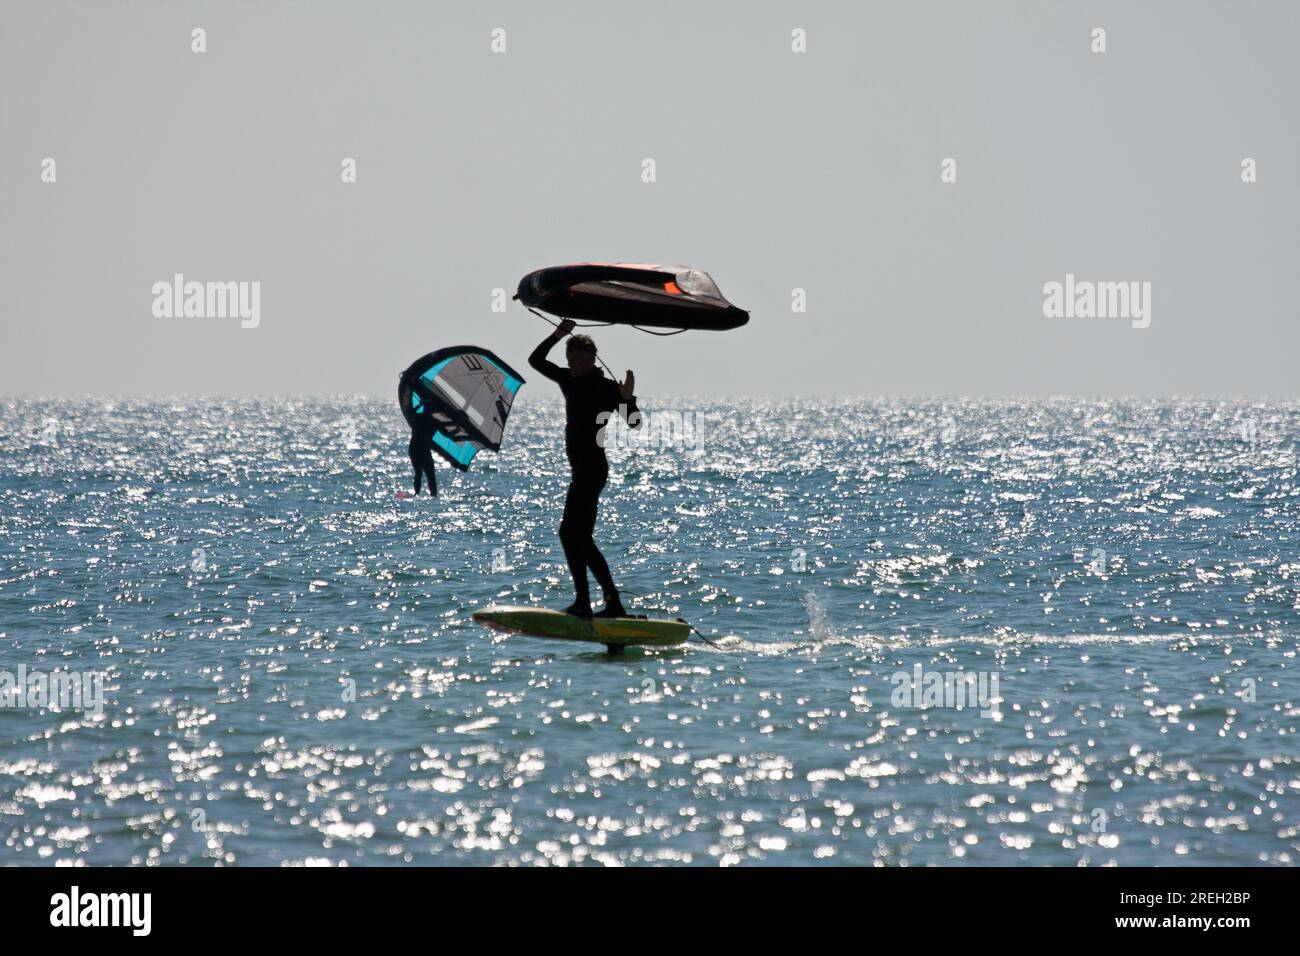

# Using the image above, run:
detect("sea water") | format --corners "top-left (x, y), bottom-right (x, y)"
top-left (0, 397), bottom-right (1296, 866)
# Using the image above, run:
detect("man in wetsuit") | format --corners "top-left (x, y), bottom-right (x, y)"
top-left (529, 320), bottom-right (640, 617)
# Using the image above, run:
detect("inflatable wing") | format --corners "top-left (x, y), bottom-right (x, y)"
top-left (515, 262), bottom-right (748, 331)
top-left (398, 346), bottom-right (525, 471)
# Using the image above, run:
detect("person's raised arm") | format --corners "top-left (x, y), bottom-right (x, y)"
top-left (619, 369), bottom-right (641, 428)
top-left (528, 319), bottom-right (575, 383)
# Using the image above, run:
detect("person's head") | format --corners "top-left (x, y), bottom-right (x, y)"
top-left (565, 334), bottom-right (597, 374)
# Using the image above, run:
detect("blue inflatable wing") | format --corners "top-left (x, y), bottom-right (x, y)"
top-left (398, 346), bottom-right (525, 472)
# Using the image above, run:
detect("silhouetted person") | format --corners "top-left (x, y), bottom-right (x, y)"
top-left (529, 320), bottom-right (640, 617)
top-left (408, 413), bottom-right (437, 496)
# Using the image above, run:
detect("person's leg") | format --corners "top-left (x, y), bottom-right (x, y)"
top-left (408, 434), bottom-right (423, 493)
top-left (420, 453), bottom-right (437, 496)
top-left (583, 474), bottom-right (622, 611)
top-left (410, 434), bottom-right (438, 495)
top-left (574, 467), bottom-right (625, 617)
top-left (559, 472), bottom-right (601, 614)
top-left (589, 554), bottom-right (625, 616)
top-left (586, 542), bottom-right (616, 599)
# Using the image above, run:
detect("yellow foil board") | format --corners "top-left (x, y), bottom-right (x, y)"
top-left (472, 605), bottom-right (689, 650)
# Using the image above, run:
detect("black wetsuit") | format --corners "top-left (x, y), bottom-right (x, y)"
top-left (408, 415), bottom-right (437, 495)
top-left (529, 334), bottom-right (640, 606)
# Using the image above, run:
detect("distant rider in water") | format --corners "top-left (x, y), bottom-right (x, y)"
top-left (529, 320), bottom-right (640, 617)
top-left (407, 413), bottom-right (438, 496)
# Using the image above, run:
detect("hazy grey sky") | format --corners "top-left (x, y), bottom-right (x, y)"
top-left (2, 1), bottom-right (1297, 398)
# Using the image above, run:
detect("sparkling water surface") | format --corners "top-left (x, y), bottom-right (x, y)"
top-left (1, 397), bottom-right (1297, 866)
